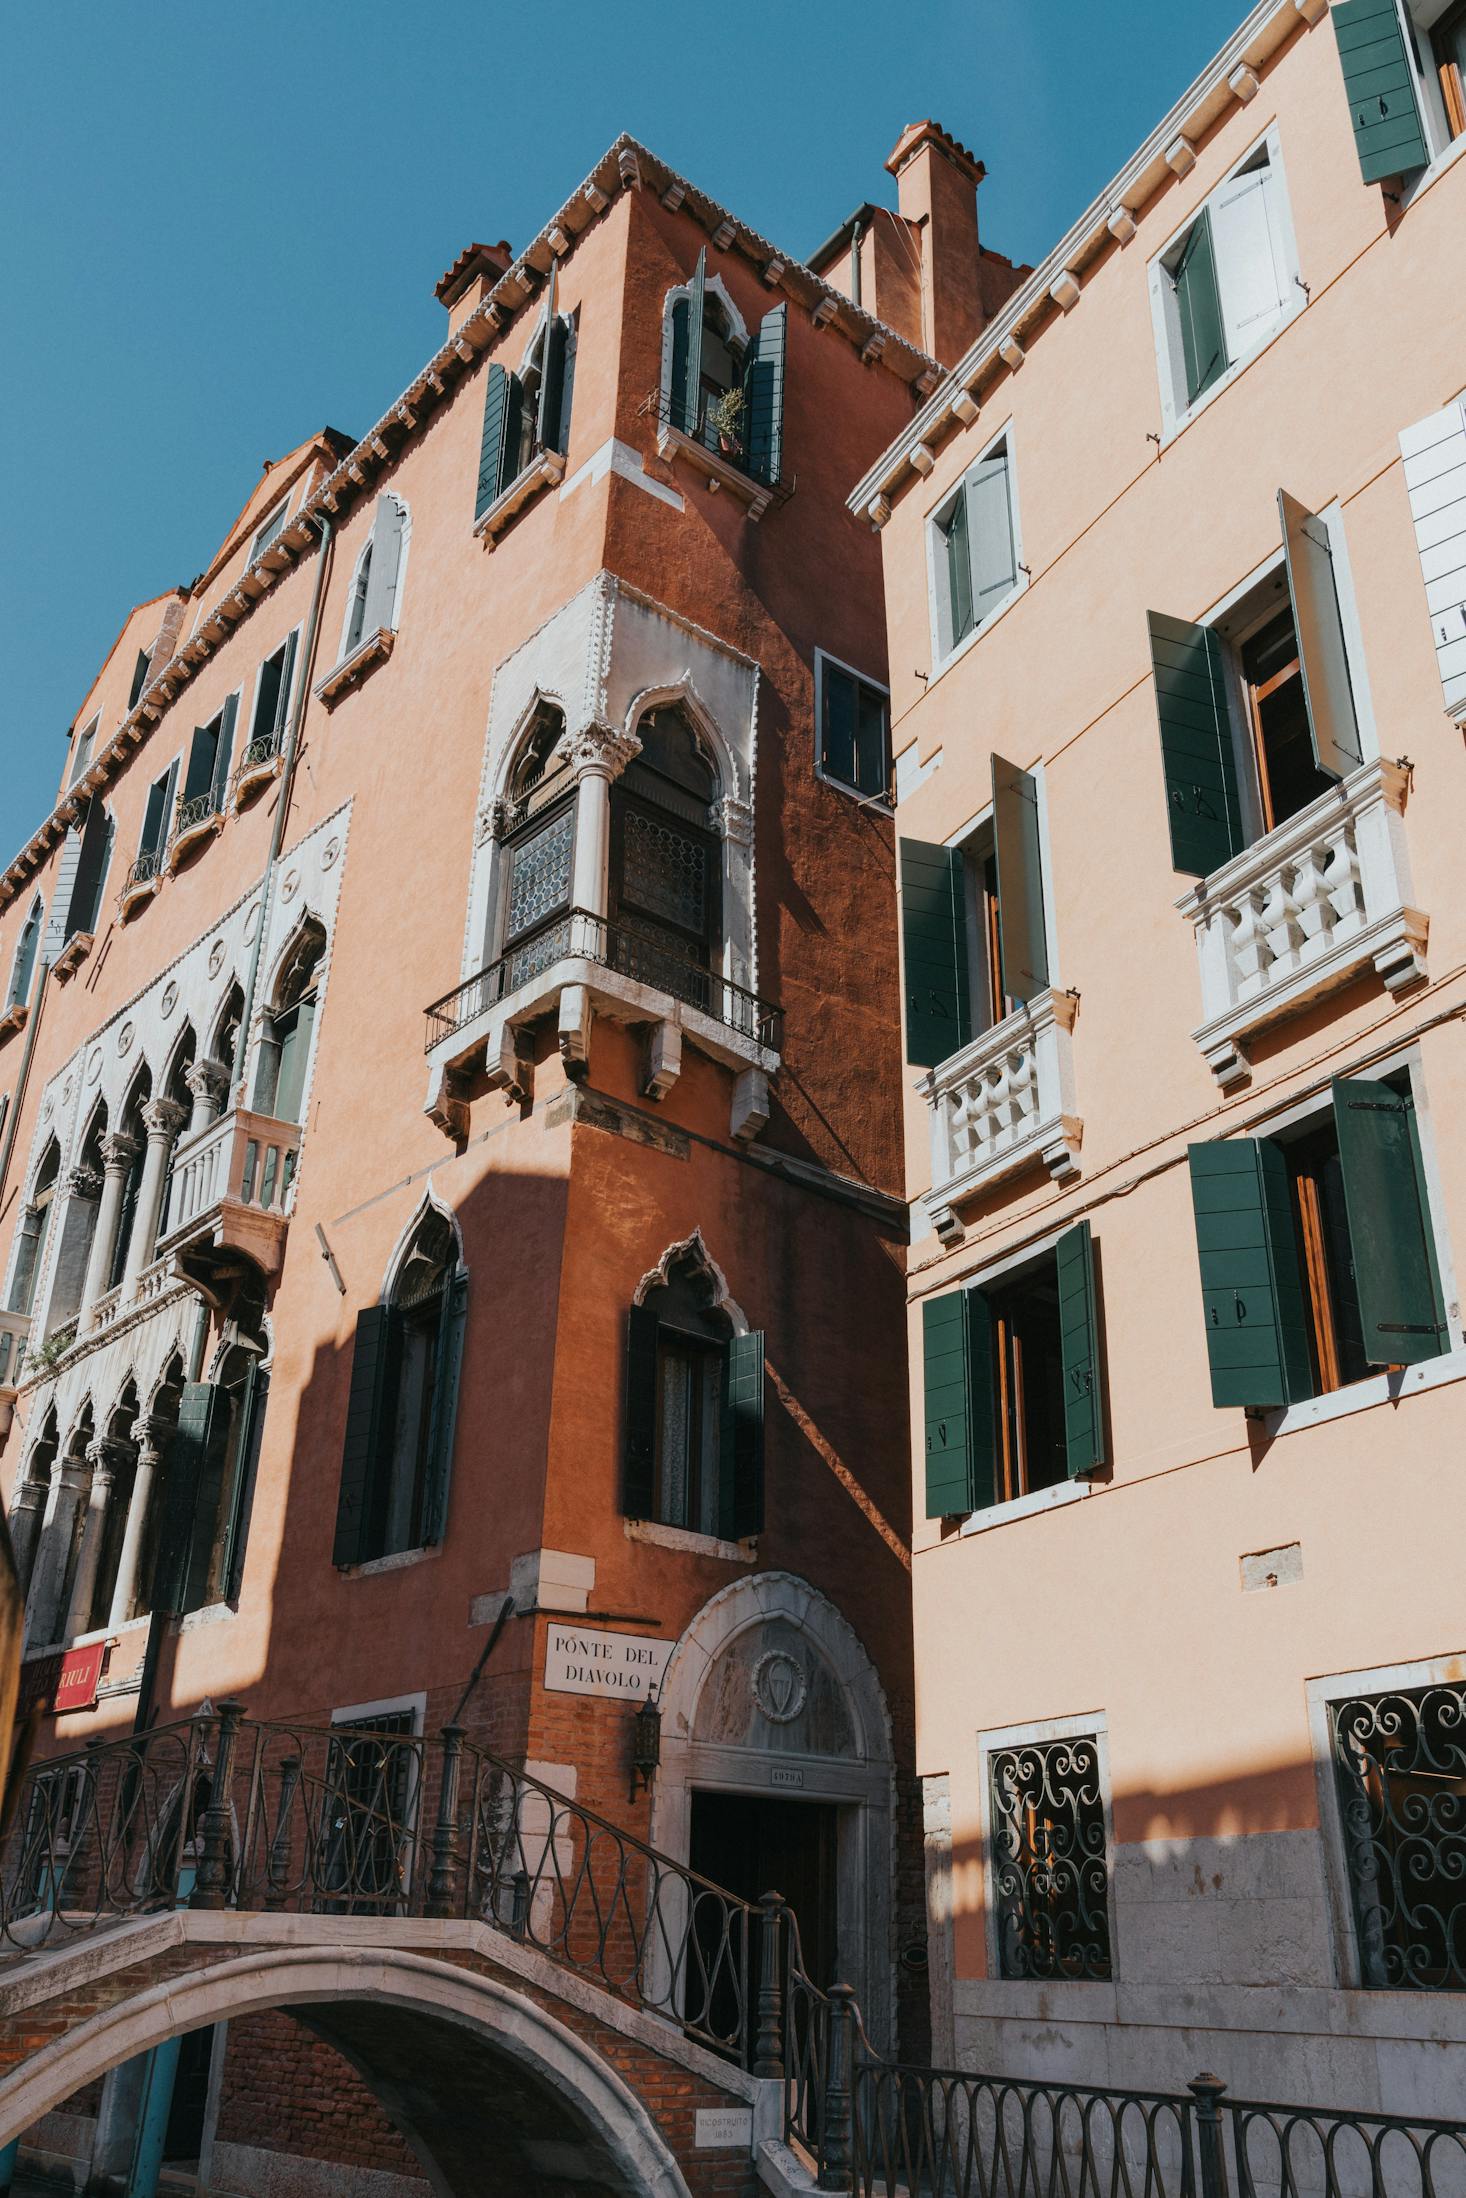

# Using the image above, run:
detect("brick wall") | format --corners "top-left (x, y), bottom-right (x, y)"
top-left (214, 2010), bottom-right (425, 2177)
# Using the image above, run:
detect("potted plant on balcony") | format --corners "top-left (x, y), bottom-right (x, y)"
top-left (706, 386), bottom-right (745, 460)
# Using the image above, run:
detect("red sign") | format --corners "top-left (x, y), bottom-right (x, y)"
top-left (53, 1641), bottom-right (107, 1715)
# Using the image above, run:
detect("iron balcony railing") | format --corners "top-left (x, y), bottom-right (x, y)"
top-left (236, 727), bottom-right (283, 783)
top-left (424, 907), bottom-right (783, 1056)
top-left (638, 387), bottom-right (794, 503)
top-left (172, 789), bottom-right (221, 844)
top-left (124, 848), bottom-right (163, 895)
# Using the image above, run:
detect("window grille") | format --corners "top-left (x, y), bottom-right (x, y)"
top-left (988, 1734), bottom-right (1112, 1980)
top-left (1330, 1681), bottom-right (1466, 1990)
top-left (621, 809), bottom-right (708, 937)
top-left (505, 808), bottom-right (574, 945)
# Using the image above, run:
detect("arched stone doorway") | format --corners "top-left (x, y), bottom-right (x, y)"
top-left (1, 1947), bottom-right (693, 2198)
top-left (650, 1570), bottom-right (896, 2050)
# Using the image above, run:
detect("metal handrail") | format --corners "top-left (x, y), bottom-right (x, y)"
top-left (424, 907), bottom-right (783, 1055)
top-left (637, 387), bottom-right (794, 503)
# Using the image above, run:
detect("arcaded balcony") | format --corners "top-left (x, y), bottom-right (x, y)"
top-left (919, 988), bottom-right (1082, 1241)
top-left (424, 909), bottom-right (781, 1140)
top-left (1177, 758), bottom-right (1427, 1088)
top-left (0, 1307), bottom-right (30, 1430)
top-left (155, 1105), bottom-right (301, 1295)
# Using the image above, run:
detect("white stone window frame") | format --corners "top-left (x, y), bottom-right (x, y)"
top-left (941, 764), bottom-right (1064, 1040)
top-left (658, 270), bottom-right (750, 429)
top-left (1305, 1647), bottom-right (1466, 1992)
top-left (1198, 502), bottom-right (1382, 851)
top-left (1242, 1041), bottom-right (1463, 1438)
top-left (812, 648), bottom-right (892, 811)
top-left (334, 494), bottom-right (411, 669)
top-left (243, 623), bottom-right (305, 760)
top-left (1395, 0), bottom-right (1466, 199)
top-left (947, 1212), bottom-right (1103, 1534)
top-left (1148, 122), bottom-right (1304, 447)
top-left (974, 1706), bottom-right (1120, 1986)
top-left (924, 416), bottom-right (1028, 685)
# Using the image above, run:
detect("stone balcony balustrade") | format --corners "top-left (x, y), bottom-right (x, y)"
top-left (156, 1106), bottom-right (302, 1299)
top-left (919, 986), bottom-right (1082, 1241)
top-left (1176, 757), bottom-right (1427, 1088)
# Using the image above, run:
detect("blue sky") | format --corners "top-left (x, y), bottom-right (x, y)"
top-left (0, 0), bottom-right (1244, 853)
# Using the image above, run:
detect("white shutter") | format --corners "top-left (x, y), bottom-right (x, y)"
top-left (360, 495), bottom-right (404, 639)
top-left (1400, 397), bottom-right (1466, 719)
top-left (968, 452), bottom-right (1017, 621)
top-left (1210, 164), bottom-right (1290, 362)
top-left (43, 831), bottom-right (84, 959)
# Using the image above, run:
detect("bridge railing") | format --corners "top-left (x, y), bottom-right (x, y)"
top-left (0, 1702), bottom-right (759, 2061)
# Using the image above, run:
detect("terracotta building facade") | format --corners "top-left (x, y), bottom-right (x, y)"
top-left (854, 0), bottom-right (1466, 2120)
top-left (0, 129), bottom-right (1027, 2191)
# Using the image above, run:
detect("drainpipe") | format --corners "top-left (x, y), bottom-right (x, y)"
top-left (849, 218), bottom-right (864, 309)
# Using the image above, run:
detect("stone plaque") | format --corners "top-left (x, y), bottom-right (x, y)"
top-left (770, 1765), bottom-right (805, 1789)
top-left (543, 1623), bottom-right (673, 1701)
top-left (695, 2106), bottom-right (752, 2150)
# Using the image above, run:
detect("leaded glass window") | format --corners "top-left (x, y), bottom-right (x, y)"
top-left (1330, 1681), bottom-right (1466, 1991)
top-left (505, 805), bottom-right (574, 947)
top-left (989, 1733), bottom-right (1112, 1980)
top-left (621, 810), bottom-right (709, 938)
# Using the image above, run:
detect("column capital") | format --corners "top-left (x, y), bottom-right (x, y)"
top-left (85, 1434), bottom-right (135, 1482)
top-left (67, 1164), bottom-right (104, 1202)
top-left (185, 1057), bottom-right (231, 1109)
top-left (141, 1096), bottom-right (188, 1142)
top-left (133, 1413), bottom-right (174, 1460)
top-left (713, 794), bottom-right (754, 847)
top-left (11, 1475), bottom-right (49, 1517)
top-left (100, 1131), bottom-right (141, 1173)
top-left (561, 720), bottom-right (641, 782)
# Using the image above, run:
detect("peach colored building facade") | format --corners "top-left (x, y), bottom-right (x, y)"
top-left (852, 0), bottom-right (1466, 2119)
top-left (0, 132), bottom-right (1031, 2191)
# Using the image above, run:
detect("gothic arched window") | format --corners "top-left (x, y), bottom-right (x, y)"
top-left (623, 1245), bottom-right (764, 1543)
top-left (610, 705), bottom-right (720, 1008)
top-left (10, 1140), bottom-right (60, 1318)
top-left (255, 921), bottom-right (324, 1125)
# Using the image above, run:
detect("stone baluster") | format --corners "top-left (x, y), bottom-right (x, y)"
top-left (79, 1132), bottom-right (141, 1328)
top-left (184, 1056), bottom-right (231, 1136)
top-left (107, 1414), bottom-right (171, 1628)
top-left (1324, 821), bottom-right (1364, 934)
top-left (1291, 836), bottom-right (1333, 953)
top-left (121, 1098), bottom-right (188, 1298)
top-left (1261, 866), bottom-right (1304, 978)
top-left (1230, 886), bottom-right (1271, 997)
top-left (64, 1435), bottom-right (134, 1639)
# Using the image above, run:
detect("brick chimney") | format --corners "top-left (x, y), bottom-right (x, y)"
top-left (885, 121), bottom-right (1005, 367)
top-left (435, 240), bottom-right (514, 335)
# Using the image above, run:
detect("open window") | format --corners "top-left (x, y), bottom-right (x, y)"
top-left (898, 756), bottom-right (1050, 1069)
top-left (128, 648), bottom-right (152, 711)
top-left (623, 1246), bottom-right (764, 1542)
top-left (250, 500), bottom-right (289, 564)
top-left (242, 630), bottom-right (299, 779)
top-left (339, 496), bottom-right (407, 668)
top-left (130, 757), bottom-right (180, 892)
top-left (929, 434), bottom-right (1022, 663)
top-left (923, 1221), bottom-right (1104, 1519)
top-left (662, 249), bottom-right (786, 491)
top-left (156, 1328), bottom-right (270, 1616)
top-left (1150, 131), bottom-right (1300, 434)
top-left (67, 715), bottom-right (99, 789)
top-left (107, 1077), bottom-right (150, 1293)
top-left (1188, 1070), bottom-right (1452, 1411)
top-left (473, 269), bottom-right (576, 528)
top-left (332, 1206), bottom-right (468, 1566)
top-left (1331, 0), bottom-right (1466, 186)
top-left (816, 653), bottom-right (890, 803)
top-left (175, 695), bottom-right (240, 850)
top-left (5, 896), bottom-right (45, 1015)
top-left (1149, 491), bottom-right (1368, 877)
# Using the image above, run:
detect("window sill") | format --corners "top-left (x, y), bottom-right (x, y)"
top-left (815, 764), bottom-right (892, 816)
top-left (341, 1543), bottom-right (440, 1578)
top-left (119, 872), bottom-right (162, 920)
top-left (624, 1517), bottom-right (755, 1563)
top-left (1400, 128), bottom-right (1466, 210)
top-left (175, 1598), bottom-right (240, 1633)
top-left (926, 575), bottom-right (1028, 692)
top-left (0, 1001), bottom-right (29, 1039)
top-left (232, 745), bottom-right (285, 810)
top-left (958, 1476), bottom-right (1096, 1537)
top-left (1265, 1341), bottom-right (1466, 1438)
top-left (475, 448), bottom-right (567, 543)
top-left (655, 422), bottom-right (777, 518)
top-left (168, 808), bottom-right (224, 872)
top-left (1157, 298), bottom-right (1304, 449)
top-left (52, 932), bottom-right (95, 982)
top-left (315, 625), bottom-right (395, 707)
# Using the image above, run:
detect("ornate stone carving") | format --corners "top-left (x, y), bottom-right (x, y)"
top-left (185, 1057), bottom-right (231, 1111)
top-left (66, 1165), bottom-right (103, 1202)
top-left (560, 720), bottom-right (642, 781)
top-left (713, 795), bottom-right (755, 848)
top-left (752, 1648), bottom-right (808, 1725)
top-left (100, 1132), bottom-right (141, 1173)
top-left (141, 1097), bottom-right (188, 1143)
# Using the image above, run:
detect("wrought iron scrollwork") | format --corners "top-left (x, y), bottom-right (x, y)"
top-left (988, 1734), bottom-right (1112, 1981)
top-left (1329, 1681), bottom-right (1466, 1992)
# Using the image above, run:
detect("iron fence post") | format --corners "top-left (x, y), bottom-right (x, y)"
top-left (818, 1982), bottom-right (856, 2193)
top-left (1188, 2073), bottom-right (1231, 2198)
top-left (265, 1754), bottom-right (301, 1911)
top-left (191, 1699), bottom-right (245, 1910)
top-left (426, 1725), bottom-right (465, 1918)
top-left (753, 1890), bottom-right (786, 2077)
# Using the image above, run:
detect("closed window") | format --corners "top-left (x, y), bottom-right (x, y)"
top-left (623, 1250), bottom-right (764, 1543)
top-left (988, 1731), bottom-right (1112, 1981)
top-left (5, 896), bottom-right (45, 1013)
top-left (1328, 1675), bottom-right (1466, 1990)
top-left (8, 1142), bottom-right (59, 1316)
top-left (339, 496), bottom-right (407, 664)
top-left (154, 1344), bottom-right (269, 1618)
top-left (333, 1209), bottom-right (467, 1567)
top-left (1151, 133), bottom-right (1300, 433)
top-left (1187, 1071), bottom-right (1452, 1412)
top-left (68, 715), bottom-right (99, 788)
top-left (922, 1222), bottom-right (1104, 1521)
top-left (1149, 491), bottom-right (1368, 878)
top-left (254, 922), bottom-right (323, 1126)
top-left (930, 437), bottom-right (1021, 661)
top-left (816, 654), bottom-right (890, 802)
top-left (250, 501), bottom-right (288, 563)
top-left (610, 705), bottom-right (721, 1014)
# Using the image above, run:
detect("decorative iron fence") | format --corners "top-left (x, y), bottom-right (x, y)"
top-left (172, 790), bottom-right (221, 845)
top-left (1328, 1679), bottom-right (1466, 1993)
top-left (424, 907), bottom-right (782, 1055)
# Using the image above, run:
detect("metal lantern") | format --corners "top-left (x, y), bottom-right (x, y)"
top-left (630, 1687), bottom-right (662, 1801)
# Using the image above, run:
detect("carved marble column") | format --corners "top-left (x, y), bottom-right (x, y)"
top-left (122, 1098), bottom-right (188, 1296)
top-left (80, 1131), bottom-right (140, 1327)
top-left (184, 1056), bottom-right (231, 1136)
top-left (64, 1435), bottom-right (134, 1638)
top-left (107, 1414), bottom-right (170, 1627)
top-left (24, 1457), bottom-right (89, 1650)
top-left (7, 1474), bottom-right (50, 1597)
top-left (563, 721), bottom-right (641, 925)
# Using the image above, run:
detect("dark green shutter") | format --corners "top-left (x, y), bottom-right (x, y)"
top-left (1279, 490), bottom-right (1363, 779)
top-left (475, 362), bottom-right (512, 521)
top-left (68, 798), bottom-right (112, 939)
top-left (129, 649), bottom-right (151, 710)
top-left (210, 694), bottom-right (238, 807)
top-left (1148, 611), bottom-right (1246, 877)
top-left (1056, 1221), bottom-right (1106, 1476)
top-left (899, 839), bottom-right (971, 1068)
top-left (540, 313), bottom-right (570, 455)
top-left (744, 303), bottom-right (787, 484)
top-left (1173, 209), bottom-right (1227, 405)
top-left (623, 1303), bottom-right (660, 1518)
top-left (222, 1363), bottom-right (268, 1602)
top-left (991, 755), bottom-right (1049, 1004)
top-left (333, 1305), bottom-right (400, 1567)
top-left (1332, 1077), bottom-right (1447, 1365)
top-left (944, 489), bottom-right (975, 649)
top-left (182, 723), bottom-right (215, 804)
top-left (420, 1269), bottom-right (468, 1544)
top-left (1188, 1140), bottom-right (1312, 1409)
top-left (1331, 0), bottom-right (1430, 183)
top-left (923, 1291), bottom-right (996, 1518)
top-left (671, 248), bottom-right (706, 434)
top-left (158, 1382), bottom-right (229, 1615)
top-left (719, 1329), bottom-right (765, 1540)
